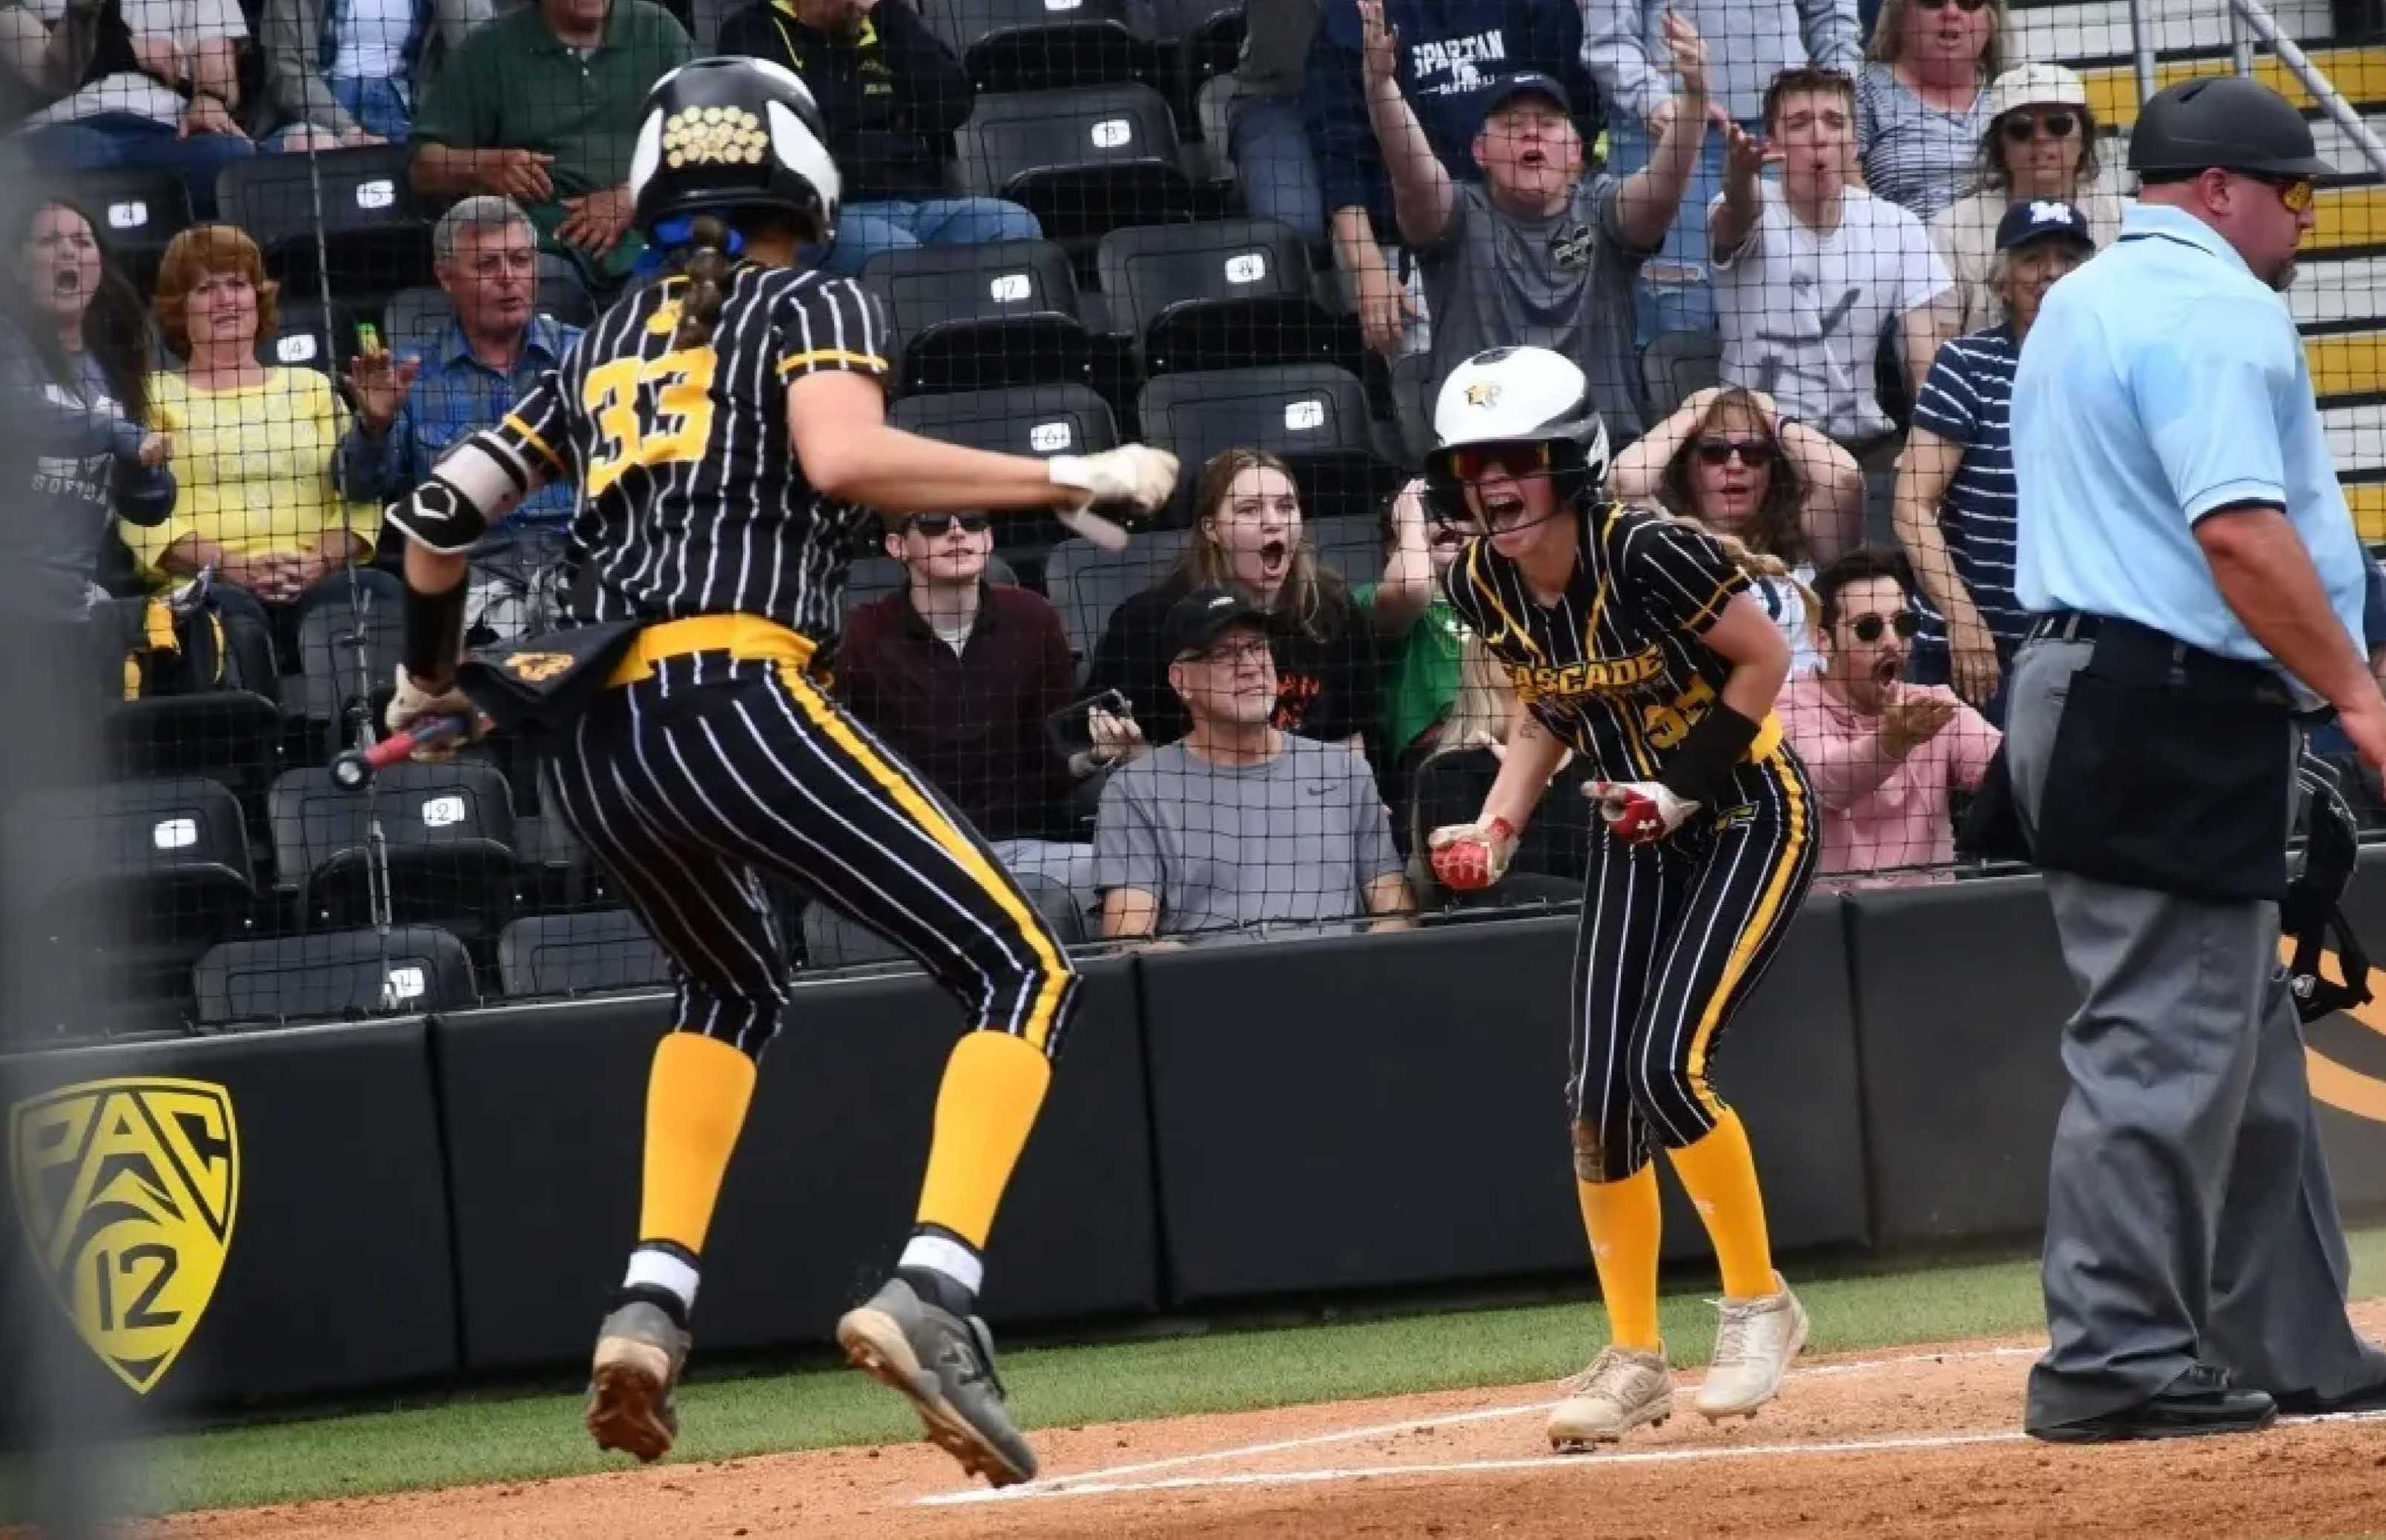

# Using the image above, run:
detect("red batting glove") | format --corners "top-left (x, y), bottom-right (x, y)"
top-left (1427, 816), bottom-right (1518, 891)
top-left (1584, 779), bottom-right (1699, 844)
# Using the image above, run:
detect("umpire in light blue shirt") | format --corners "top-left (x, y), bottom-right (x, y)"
top-left (2007, 75), bottom-right (2386, 1444)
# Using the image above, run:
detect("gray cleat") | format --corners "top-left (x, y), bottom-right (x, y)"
top-left (836, 1278), bottom-right (1037, 1487)
top-left (585, 1299), bottom-right (691, 1463)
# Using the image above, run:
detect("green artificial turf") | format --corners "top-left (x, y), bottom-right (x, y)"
top-left (13, 1229), bottom-right (2386, 1518)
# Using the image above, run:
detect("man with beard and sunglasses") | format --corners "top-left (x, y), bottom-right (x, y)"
top-left (1779, 547), bottom-right (1995, 882)
top-left (2006, 75), bottom-right (2386, 1444)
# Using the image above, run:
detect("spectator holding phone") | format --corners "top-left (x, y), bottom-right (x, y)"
top-left (1089, 447), bottom-right (1378, 758)
top-left (840, 506), bottom-right (1125, 902)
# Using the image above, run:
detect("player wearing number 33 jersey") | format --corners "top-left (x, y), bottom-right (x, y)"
top-left (1423, 347), bottom-right (1819, 1451)
top-left (380, 57), bottom-right (1179, 1491)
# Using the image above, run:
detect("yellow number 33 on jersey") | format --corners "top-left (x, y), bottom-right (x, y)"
top-left (582, 346), bottom-right (718, 498)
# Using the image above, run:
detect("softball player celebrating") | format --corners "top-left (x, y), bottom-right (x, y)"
top-left (381, 58), bottom-right (1176, 1487)
top-left (1424, 346), bottom-right (1818, 1448)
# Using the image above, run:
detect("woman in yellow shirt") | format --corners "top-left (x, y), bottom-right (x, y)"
top-left (139, 223), bottom-right (411, 664)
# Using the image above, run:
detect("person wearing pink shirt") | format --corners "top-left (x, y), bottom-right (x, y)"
top-left (1781, 548), bottom-right (1999, 879)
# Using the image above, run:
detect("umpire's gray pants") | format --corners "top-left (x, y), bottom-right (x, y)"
top-left (2006, 637), bottom-right (2385, 1429)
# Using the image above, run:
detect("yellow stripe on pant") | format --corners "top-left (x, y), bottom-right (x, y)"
top-left (1682, 749), bottom-right (1811, 1119)
top-left (772, 662), bottom-right (1074, 1052)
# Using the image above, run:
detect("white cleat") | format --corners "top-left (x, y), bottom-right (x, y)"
top-left (1694, 1273), bottom-right (1808, 1421)
top-left (1547, 1344), bottom-right (1673, 1451)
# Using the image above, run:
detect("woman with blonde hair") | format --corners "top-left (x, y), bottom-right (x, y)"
top-left (1857, 0), bottom-right (2007, 219)
top-left (139, 222), bottom-right (403, 662)
top-left (1088, 446), bottom-right (1378, 753)
top-left (1609, 384), bottom-right (1855, 673)
top-left (1929, 62), bottom-right (2121, 332)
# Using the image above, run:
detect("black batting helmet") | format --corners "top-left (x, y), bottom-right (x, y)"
top-left (627, 56), bottom-right (842, 243)
top-left (2127, 75), bottom-right (2335, 180)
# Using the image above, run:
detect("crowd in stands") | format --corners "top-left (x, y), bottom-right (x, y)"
top-left (18, 0), bottom-right (2378, 1028)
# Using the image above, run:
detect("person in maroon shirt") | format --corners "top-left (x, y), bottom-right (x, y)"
top-left (839, 511), bottom-right (1114, 899)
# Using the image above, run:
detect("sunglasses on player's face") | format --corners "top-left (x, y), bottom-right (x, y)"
top-left (1447, 440), bottom-right (1553, 481)
top-left (911, 513), bottom-right (991, 538)
top-left (2000, 110), bottom-right (2078, 143)
top-left (1847, 610), bottom-right (1921, 643)
top-left (1912, 0), bottom-right (1987, 11)
top-left (1693, 437), bottom-right (1774, 469)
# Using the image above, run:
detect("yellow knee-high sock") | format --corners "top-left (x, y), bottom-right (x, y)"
top-left (1664, 1108), bottom-right (1776, 1300)
top-left (638, 1031), bottom-right (759, 1253)
top-left (915, 1031), bottom-right (1054, 1248)
top-left (1577, 1166), bottom-right (1663, 1351)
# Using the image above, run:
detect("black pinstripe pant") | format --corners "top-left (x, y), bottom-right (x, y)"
top-left (545, 654), bottom-right (1081, 1059)
top-left (1567, 745), bottom-right (1818, 1183)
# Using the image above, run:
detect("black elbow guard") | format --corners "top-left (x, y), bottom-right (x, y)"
top-left (386, 475), bottom-right (489, 556)
top-left (1658, 702), bottom-right (1762, 807)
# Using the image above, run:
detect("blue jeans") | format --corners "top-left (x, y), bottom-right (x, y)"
top-left (264, 75), bottom-right (415, 147)
top-left (19, 112), bottom-right (256, 217)
top-left (816, 197), bottom-right (1045, 276)
top-left (1605, 116), bottom-right (1758, 344)
top-left (1227, 90), bottom-right (1326, 243)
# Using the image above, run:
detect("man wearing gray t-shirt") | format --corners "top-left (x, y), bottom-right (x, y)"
top-left (1355, 0), bottom-right (1721, 434)
top-left (1096, 587), bottom-right (1414, 940)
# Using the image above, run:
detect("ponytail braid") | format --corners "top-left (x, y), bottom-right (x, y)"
top-left (1631, 500), bottom-right (1822, 618)
top-left (670, 214), bottom-right (736, 350)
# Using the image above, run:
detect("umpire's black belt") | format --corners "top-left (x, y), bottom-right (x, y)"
top-left (2026, 610), bottom-right (2287, 703)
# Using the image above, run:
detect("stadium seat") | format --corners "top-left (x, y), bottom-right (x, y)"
top-left (863, 238), bottom-right (1097, 394)
top-left (3, 776), bottom-right (260, 997)
top-left (534, 252), bottom-right (598, 328)
top-left (957, 85), bottom-right (1195, 248)
top-left (1097, 219), bottom-right (1337, 375)
top-left (1146, 0), bottom-right (1245, 121)
top-left (269, 762), bottom-right (521, 942)
top-left (925, 0), bottom-right (1139, 93)
top-left (1042, 526), bottom-right (1190, 659)
top-left (1135, 363), bottom-right (1402, 524)
top-left (888, 384), bottom-right (1122, 554)
top-left (383, 285), bottom-right (452, 357)
top-left (213, 146), bottom-right (432, 291)
top-left (99, 691), bottom-right (285, 800)
top-left (497, 908), bottom-right (670, 997)
top-left (1304, 512), bottom-right (1385, 592)
top-left (194, 923), bottom-right (478, 1024)
top-left (515, 810), bottom-right (613, 909)
top-left (292, 589), bottom-right (405, 733)
top-left (1641, 329), bottom-right (1722, 422)
top-left (261, 295), bottom-right (360, 375)
top-left (75, 168), bottom-right (192, 288)
top-left (1388, 349), bottom-right (1435, 466)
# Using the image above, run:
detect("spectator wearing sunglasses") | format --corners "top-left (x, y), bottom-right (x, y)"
top-left (1779, 546), bottom-right (1997, 879)
top-left (1856, 0), bottom-right (2005, 221)
top-left (1893, 197), bottom-right (2092, 723)
top-left (1929, 63), bottom-right (2121, 333)
top-left (1609, 383), bottom-right (1866, 668)
top-left (839, 509), bottom-right (1101, 898)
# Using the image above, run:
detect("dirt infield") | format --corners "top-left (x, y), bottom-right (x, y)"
top-left (157, 1303), bottom-right (2386, 1540)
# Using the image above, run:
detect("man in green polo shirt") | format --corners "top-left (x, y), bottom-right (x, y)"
top-left (409, 0), bottom-right (692, 286)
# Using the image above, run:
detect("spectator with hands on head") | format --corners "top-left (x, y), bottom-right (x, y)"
top-left (1359, 0), bottom-right (1709, 434)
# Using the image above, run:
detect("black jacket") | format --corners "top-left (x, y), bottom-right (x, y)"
top-left (716, 0), bottom-right (974, 201)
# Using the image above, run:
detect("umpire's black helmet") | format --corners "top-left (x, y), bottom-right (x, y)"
top-left (627, 57), bottom-right (842, 242)
top-left (2127, 75), bottom-right (2336, 179)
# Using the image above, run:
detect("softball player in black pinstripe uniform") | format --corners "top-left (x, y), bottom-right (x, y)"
top-left (1422, 347), bottom-right (1818, 1450)
top-left (381, 59), bottom-right (1177, 1488)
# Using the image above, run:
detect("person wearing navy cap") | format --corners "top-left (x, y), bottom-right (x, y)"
top-left (1352, 0), bottom-right (1716, 436)
top-left (2007, 74), bottom-right (2386, 1444)
top-left (1892, 196), bottom-right (2095, 722)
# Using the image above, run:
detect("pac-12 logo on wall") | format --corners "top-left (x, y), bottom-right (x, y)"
top-left (9, 1078), bottom-right (239, 1395)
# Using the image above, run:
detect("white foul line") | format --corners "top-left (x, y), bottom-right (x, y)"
top-left (918, 1405), bottom-right (2386, 1510)
top-left (911, 1345), bottom-right (2039, 1507)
